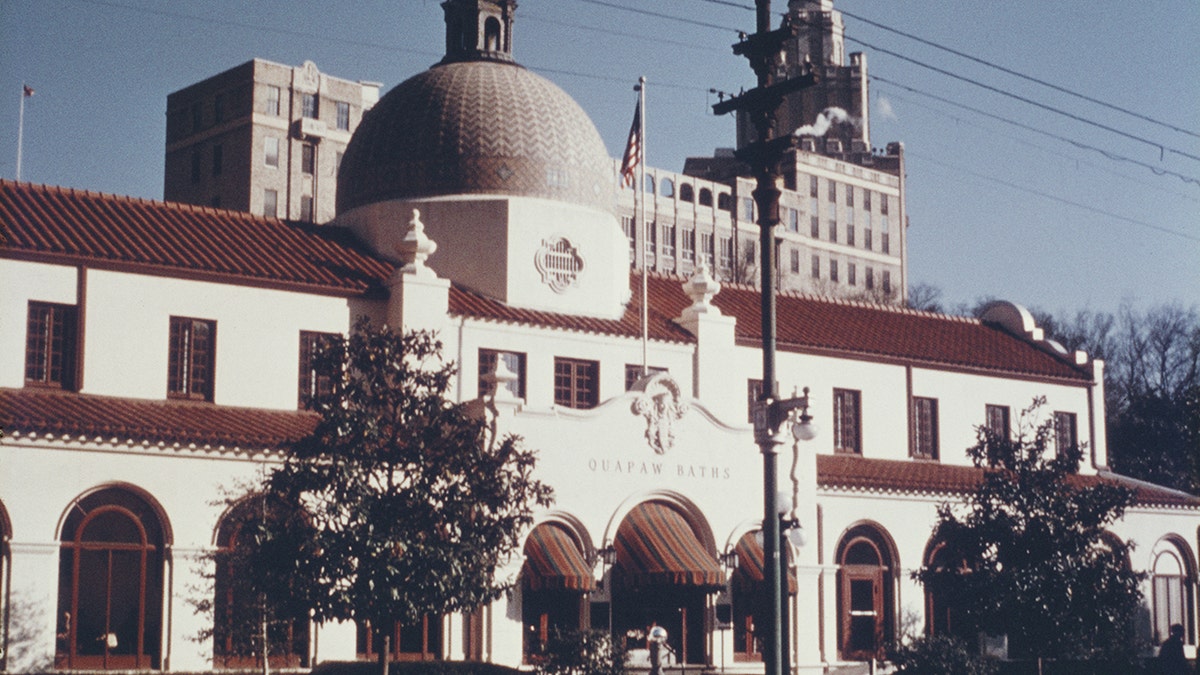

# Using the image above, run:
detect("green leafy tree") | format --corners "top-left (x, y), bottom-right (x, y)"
top-left (241, 320), bottom-right (553, 675)
top-left (916, 399), bottom-right (1145, 663)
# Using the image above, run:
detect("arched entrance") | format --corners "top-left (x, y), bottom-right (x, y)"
top-left (836, 524), bottom-right (896, 661)
top-left (521, 521), bottom-right (595, 662)
top-left (212, 497), bottom-right (310, 669)
top-left (56, 486), bottom-right (167, 669)
top-left (729, 529), bottom-right (797, 661)
top-left (610, 501), bottom-right (724, 665)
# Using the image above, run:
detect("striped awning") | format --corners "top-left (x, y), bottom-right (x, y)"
top-left (522, 522), bottom-right (596, 592)
top-left (732, 530), bottom-right (797, 595)
top-left (614, 502), bottom-right (725, 589)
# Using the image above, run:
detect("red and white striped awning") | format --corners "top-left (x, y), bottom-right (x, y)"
top-left (732, 530), bottom-right (797, 595)
top-left (522, 522), bottom-right (595, 592)
top-left (614, 502), bottom-right (725, 589)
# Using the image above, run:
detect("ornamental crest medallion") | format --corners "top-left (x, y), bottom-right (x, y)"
top-left (630, 372), bottom-right (689, 455)
top-left (535, 237), bottom-right (584, 293)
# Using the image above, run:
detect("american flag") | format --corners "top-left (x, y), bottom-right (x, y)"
top-left (618, 101), bottom-right (641, 189)
top-left (23, 84), bottom-right (35, 97)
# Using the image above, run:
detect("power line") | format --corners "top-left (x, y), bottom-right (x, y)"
top-left (870, 75), bottom-right (1200, 188)
top-left (908, 150), bottom-right (1200, 242)
top-left (576, 0), bottom-right (745, 33)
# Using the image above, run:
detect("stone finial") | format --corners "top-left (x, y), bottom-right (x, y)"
top-left (395, 209), bottom-right (438, 277)
top-left (681, 263), bottom-right (722, 316)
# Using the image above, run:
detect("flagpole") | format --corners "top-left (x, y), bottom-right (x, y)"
top-left (17, 84), bottom-right (29, 181)
top-left (637, 76), bottom-right (648, 377)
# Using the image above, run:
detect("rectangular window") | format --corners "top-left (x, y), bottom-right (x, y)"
top-left (336, 101), bottom-right (351, 130)
top-left (263, 189), bottom-right (278, 218)
top-left (622, 216), bottom-right (636, 262)
top-left (739, 196), bottom-right (754, 221)
top-left (847, 262), bottom-right (856, 286)
top-left (264, 136), bottom-right (279, 167)
top-left (719, 237), bottom-right (733, 271)
top-left (661, 224), bottom-right (676, 259)
top-left (786, 207), bottom-right (799, 232)
top-left (625, 364), bottom-right (666, 391)
top-left (845, 184), bottom-right (854, 207)
top-left (212, 144), bottom-right (223, 177)
top-left (830, 259), bottom-right (839, 283)
top-left (912, 397), bottom-right (939, 459)
top-left (827, 179), bottom-right (837, 202)
top-left (864, 226), bottom-right (872, 251)
top-left (479, 349), bottom-right (527, 399)
top-left (168, 316), bottom-right (216, 401)
top-left (680, 228), bottom-right (695, 262)
top-left (700, 232), bottom-right (715, 267)
top-left (302, 93), bottom-right (319, 120)
top-left (985, 404), bottom-right (1010, 441)
top-left (554, 358), bottom-right (599, 409)
top-left (790, 248), bottom-right (800, 274)
top-left (809, 175), bottom-right (819, 198)
top-left (863, 190), bottom-right (872, 211)
top-left (300, 195), bottom-right (314, 222)
top-left (25, 301), bottom-right (78, 389)
top-left (865, 267), bottom-right (874, 290)
top-left (882, 270), bottom-right (891, 295)
top-left (880, 193), bottom-right (889, 215)
top-left (302, 143), bottom-right (316, 175)
top-left (828, 205), bottom-right (838, 242)
top-left (811, 254), bottom-right (820, 279)
top-left (1054, 411), bottom-right (1078, 455)
top-left (810, 215), bottom-right (820, 239)
top-left (299, 331), bottom-right (339, 409)
top-left (846, 222), bottom-right (855, 247)
top-left (833, 389), bottom-right (862, 454)
top-left (882, 232), bottom-right (890, 255)
top-left (265, 85), bottom-right (281, 116)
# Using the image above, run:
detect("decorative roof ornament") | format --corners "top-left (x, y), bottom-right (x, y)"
top-left (394, 209), bottom-right (438, 278)
top-left (630, 372), bottom-right (689, 455)
top-left (681, 263), bottom-right (722, 316)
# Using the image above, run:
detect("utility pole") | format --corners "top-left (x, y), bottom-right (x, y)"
top-left (711, 4), bottom-right (817, 675)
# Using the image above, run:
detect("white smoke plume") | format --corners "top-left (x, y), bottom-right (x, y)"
top-left (792, 107), bottom-right (858, 137)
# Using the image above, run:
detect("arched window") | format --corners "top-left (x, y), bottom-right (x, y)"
top-left (521, 522), bottom-right (594, 662)
top-left (660, 178), bottom-right (675, 198)
top-left (836, 524), bottom-right (896, 662)
top-left (212, 498), bottom-right (310, 669)
top-left (57, 487), bottom-right (166, 670)
top-left (484, 17), bottom-right (502, 51)
top-left (1151, 538), bottom-right (1196, 646)
top-left (698, 188), bottom-right (713, 207)
top-left (922, 541), bottom-right (968, 640)
top-left (679, 183), bottom-right (694, 203)
top-left (730, 530), bottom-right (796, 662)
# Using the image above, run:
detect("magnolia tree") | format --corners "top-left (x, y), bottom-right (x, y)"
top-left (239, 320), bottom-right (553, 675)
top-left (916, 399), bottom-right (1144, 665)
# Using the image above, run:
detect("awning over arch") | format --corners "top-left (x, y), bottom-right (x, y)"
top-left (522, 522), bottom-right (596, 592)
top-left (614, 501), bottom-right (724, 589)
top-left (732, 530), bottom-right (797, 595)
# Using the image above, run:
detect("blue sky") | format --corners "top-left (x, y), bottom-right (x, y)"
top-left (2, 0), bottom-right (1197, 316)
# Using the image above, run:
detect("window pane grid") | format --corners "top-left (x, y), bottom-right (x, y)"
top-left (554, 358), bottom-right (598, 409)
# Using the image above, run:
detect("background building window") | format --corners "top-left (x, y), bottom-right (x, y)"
top-left (263, 189), bottom-right (278, 218)
top-left (830, 260), bottom-right (839, 283)
top-left (554, 358), bottom-right (598, 409)
top-left (811, 254), bottom-right (820, 279)
top-left (300, 196), bottom-right (314, 222)
top-left (168, 316), bottom-right (215, 401)
top-left (301, 143), bottom-right (316, 175)
top-left (661, 224), bottom-right (676, 259)
top-left (833, 389), bottom-right (862, 454)
top-left (681, 229), bottom-right (695, 262)
top-left (336, 101), bottom-right (350, 130)
top-left (264, 137), bottom-right (279, 167)
top-left (882, 270), bottom-right (892, 294)
top-left (827, 179), bottom-right (837, 202)
top-left (912, 397), bottom-right (939, 459)
top-left (790, 248), bottom-right (800, 274)
top-left (719, 237), bottom-right (733, 272)
top-left (25, 301), bottom-right (77, 389)
top-left (865, 267), bottom-right (875, 290)
top-left (847, 262), bottom-right (856, 286)
top-left (302, 93), bottom-right (319, 119)
top-left (264, 85), bottom-right (281, 116)
top-left (299, 331), bottom-right (339, 409)
top-left (479, 349), bottom-right (527, 399)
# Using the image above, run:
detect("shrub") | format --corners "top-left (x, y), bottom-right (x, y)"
top-left (888, 635), bottom-right (998, 675)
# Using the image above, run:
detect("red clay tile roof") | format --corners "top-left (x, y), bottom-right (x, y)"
top-left (818, 454), bottom-right (1200, 509)
top-left (0, 387), bottom-right (317, 452)
top-left (452, 273), bottom-right (1091, 381)
top-left (0, 180), bottom-right (393, 295)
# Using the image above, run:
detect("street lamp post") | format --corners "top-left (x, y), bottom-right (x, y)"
top-left (712, 4), bottom-right (818, 675)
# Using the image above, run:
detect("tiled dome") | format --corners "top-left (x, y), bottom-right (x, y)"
top-left (337, 60), bottom-right (612, 214)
